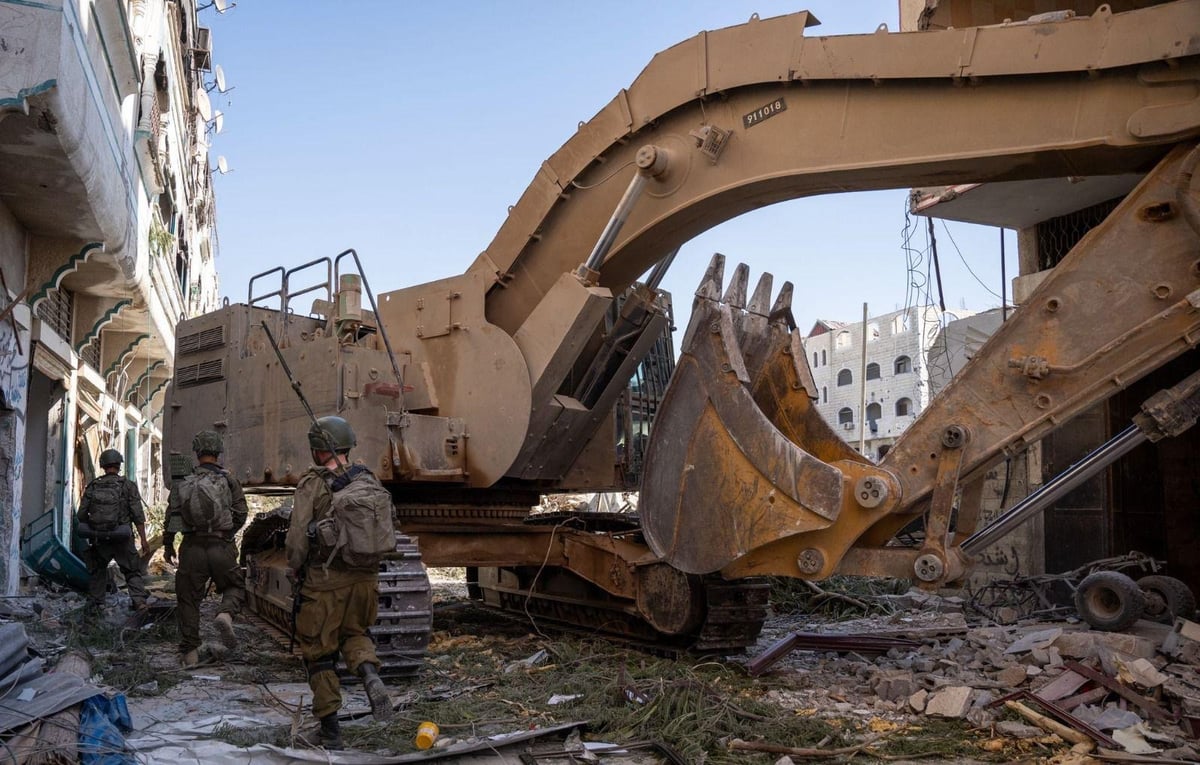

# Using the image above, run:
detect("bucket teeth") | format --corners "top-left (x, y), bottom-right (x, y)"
top-left (722, 263), bottom-right (750, 309)
top-left (769, 281), bottom-right (796, 330)
top-left (747, 273), bottom-right (773, 316)
top-left (696, 253), bottom-right (726, 302)
top-left (641, 252), bottom-right (871, 575)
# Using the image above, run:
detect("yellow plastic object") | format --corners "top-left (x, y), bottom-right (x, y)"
top-left (414, 721), bottom-right (439, 750)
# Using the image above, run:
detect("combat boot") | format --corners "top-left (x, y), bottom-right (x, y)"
top-left (302, 714), bottom-right (345, 753)
top-left (181, 649), bottom-right (199, 668)
top-left (215, 612), bottom-right (237, 650)
top-left (358, 663), bottom-right (394, 721)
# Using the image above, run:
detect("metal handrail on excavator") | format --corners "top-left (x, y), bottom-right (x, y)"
top-left (246, 258), bottom-right (334, 344)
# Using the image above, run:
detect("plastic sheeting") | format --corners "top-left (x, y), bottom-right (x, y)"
top-left (79, 694), bottom-right (135, 765)
top-left (0, 626), bottom-right (105, 736)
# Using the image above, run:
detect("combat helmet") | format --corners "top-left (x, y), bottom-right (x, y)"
top-left (192, 430), bottom-right (224, 456)
top-left (308, 416), bottom-right (356, 453)
top-left (98, 449), bottom-right (123, 468)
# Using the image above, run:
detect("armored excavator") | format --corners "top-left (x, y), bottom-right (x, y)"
top-left (168, 2), bottom-right (1200, 670)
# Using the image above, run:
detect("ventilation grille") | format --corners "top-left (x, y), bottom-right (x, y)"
top-left (176, 358), bottom-right (224, 388)
top-left (177, 325), bottom-right (224, 355)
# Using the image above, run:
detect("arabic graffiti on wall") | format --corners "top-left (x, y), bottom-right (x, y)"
top-left (0, 318), bottom-right (30, 595)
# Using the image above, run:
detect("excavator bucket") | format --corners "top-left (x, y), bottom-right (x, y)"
top-left (641, 254), bottom-right (870, 575)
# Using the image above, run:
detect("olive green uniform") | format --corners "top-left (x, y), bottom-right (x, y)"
top-left (165, 464), bottom-right (248, 653)
top-left (76, 474), bottom-right (148, 607)
top-left (286, 466), bottom-right (382, 720)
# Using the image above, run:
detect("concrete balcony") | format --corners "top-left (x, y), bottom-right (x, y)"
top-left (0, 0), bottom-right (184, 377)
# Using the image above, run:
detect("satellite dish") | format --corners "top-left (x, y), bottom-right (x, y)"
top-left (196, 88), bottom-right (212, 121)
top-left (217, 156), bottom-right (230, 174)
top-left (215, 65), bottom-right (227, 93)
top-left (213, 110), bottom-right (224, 134)
top-left (215, 0), bottom-right (227, 10)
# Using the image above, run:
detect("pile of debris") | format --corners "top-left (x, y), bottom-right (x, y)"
top-left (0, 619), bottom-right (136, 763)
top-left (8, 568), bottom-right (1200, 764)
top-left (744, 589), bottom-right (1200, 762)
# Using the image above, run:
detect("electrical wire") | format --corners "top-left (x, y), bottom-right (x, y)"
top-left (939, 220), bottom-right (1004, 301)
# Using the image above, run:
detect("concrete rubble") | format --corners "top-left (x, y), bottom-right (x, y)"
top-left (749, 589), bottom-right (1200, 761)
top-left (5, 574), bottom-right (1200, 763)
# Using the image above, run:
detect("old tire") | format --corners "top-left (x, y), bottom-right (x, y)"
top-left (1075, 571), bottom-right (1146, 632)
top-left (1137, 575), bottom-right (1197, 623)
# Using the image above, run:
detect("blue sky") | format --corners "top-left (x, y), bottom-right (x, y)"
top-left (205, 2), bottom-right (1015, 334)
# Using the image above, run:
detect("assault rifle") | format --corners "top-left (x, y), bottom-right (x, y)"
top-left (289, 563), bottom-right (307, 651)
top-left (259, 323), bottom-right (350, 477)
top-left (261, 321), bottom-right (351, 649)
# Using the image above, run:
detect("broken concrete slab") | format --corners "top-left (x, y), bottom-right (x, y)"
top-left (1006, 628), bottom-right (1063, 655)
top-left (1053, 630), bottom-right (1157, 660)
top-left (924, 686), bottom-right (973, 718)
top-left (1034, 669), bottom-right (1089, 701)
top-left (908, 689), bottom-right (928, 712)
top-left (871, 671), bottom-right (916, 703)
top-left (996, 664), bottom-right (1027, 688)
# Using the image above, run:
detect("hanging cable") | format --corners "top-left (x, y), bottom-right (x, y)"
top-left (940, 220), bottom-right (1004, 300)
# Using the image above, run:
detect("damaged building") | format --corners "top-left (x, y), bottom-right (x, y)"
top-left (0, 0), bottom-right (222, 594)
top-left (904, 0), bottom-right (1200, 599)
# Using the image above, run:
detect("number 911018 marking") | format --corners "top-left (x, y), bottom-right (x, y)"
top-left (743, 98), bottom-right (787, 129)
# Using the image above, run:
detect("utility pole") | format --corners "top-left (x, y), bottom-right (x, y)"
top-left (859, 302), bottom-right (868, 455)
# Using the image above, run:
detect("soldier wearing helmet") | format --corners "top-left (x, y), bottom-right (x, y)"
top-left (76, 448), bottom-right (150, 612)
top-left (163, 430), bottom-right (247, 667)
top-left (285, 415), bottom-right (395, 748)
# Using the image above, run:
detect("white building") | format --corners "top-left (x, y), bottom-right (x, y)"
top-left (0, 0), bottom-right (224, 593)
top-left (802, 306), bottom-right (974, 462)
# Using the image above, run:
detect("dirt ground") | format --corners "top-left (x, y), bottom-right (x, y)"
top-left (7, 565), bottom-right (1200, 764)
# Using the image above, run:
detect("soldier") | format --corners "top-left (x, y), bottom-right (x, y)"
top-left (76, 449), bottom-right (150, 612)
top-left (163, 431), bottom-right (247, 667)
top-left (286, 415), bottom-right (395, 749)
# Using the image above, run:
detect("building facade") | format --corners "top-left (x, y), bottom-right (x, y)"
top-left (802, 306), bottom-right (972, 462)
top-left (0, 0), bottom-right (222, 593)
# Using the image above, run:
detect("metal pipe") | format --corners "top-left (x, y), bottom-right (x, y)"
top-left (643, 247), bottom-right (680, 292)
top-left (859, 302), bottom-right (868, 454)
top-left (334, 249), bottom-right (407, 411)
top-left (961, 424), bottom-right (1146, 556)
top-left (1000, 228), bottom-right (1008, 322)
top-left (584, 171), bottom-right (649, 273)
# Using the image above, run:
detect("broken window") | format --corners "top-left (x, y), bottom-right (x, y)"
top-left (895, 355), bottom-right (912, 374)
top-left (838, 407), bottom-right (854, 425)
top-left (896, 397), bottom-right (912, 416)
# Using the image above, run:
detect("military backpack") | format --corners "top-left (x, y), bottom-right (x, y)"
top-left (312, 466), bottom-right (396, 569)
top-left (83, 477), bottom-right (126, 531)
top-left (177, 468), bottom-right (235, 534)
